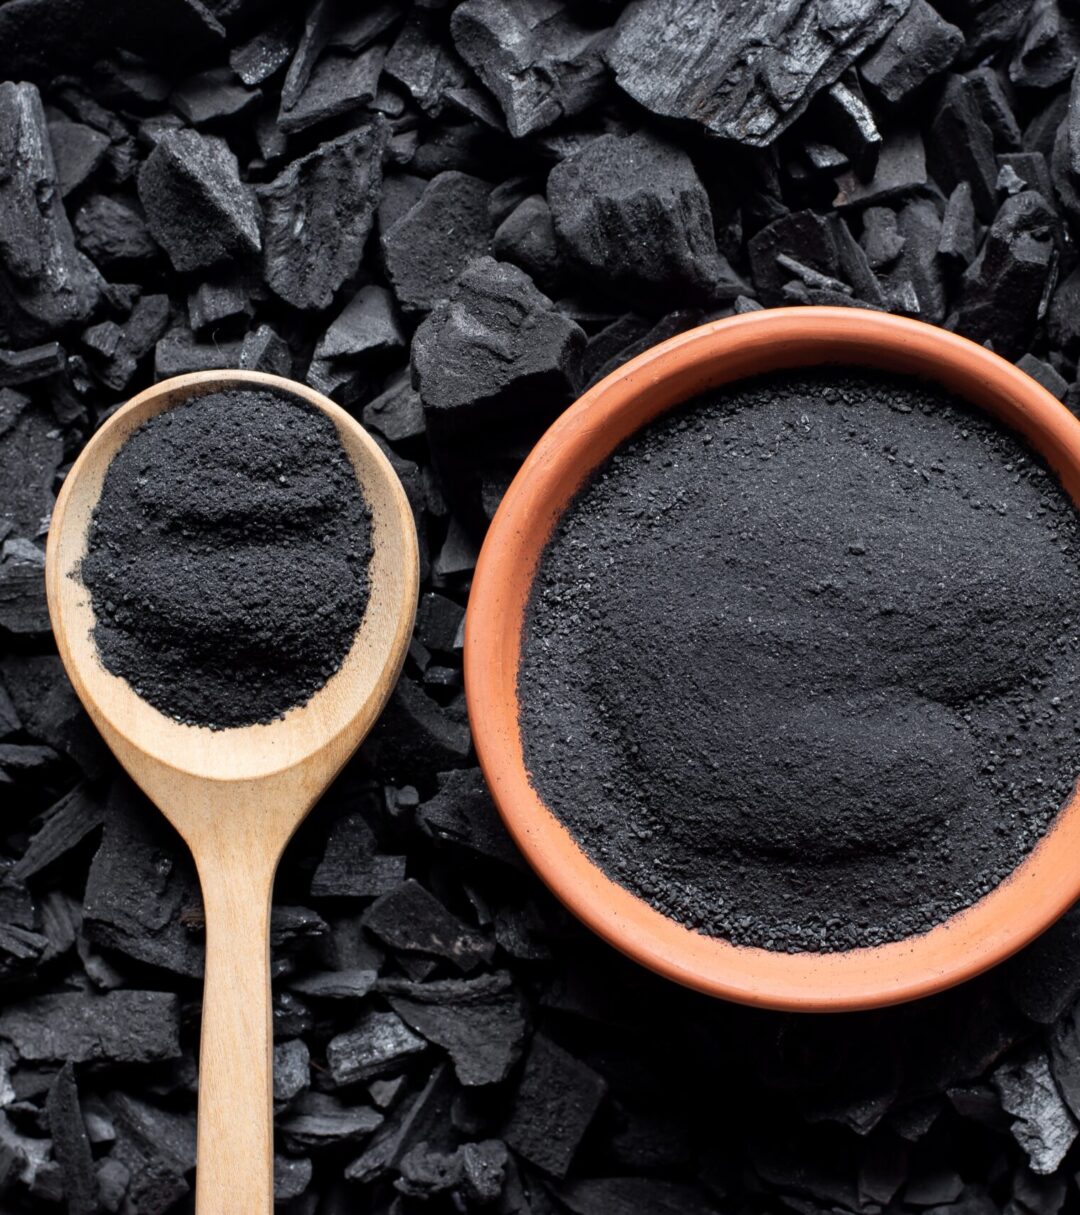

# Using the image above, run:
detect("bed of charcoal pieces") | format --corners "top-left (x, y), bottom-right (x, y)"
top-left (6, 0), bottom-right (1080, 1212)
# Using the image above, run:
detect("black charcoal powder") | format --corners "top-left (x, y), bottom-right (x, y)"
top-left (82, 387), bottom-right (372, 729)
top-left (519, 368), bottom-right (1080, 952)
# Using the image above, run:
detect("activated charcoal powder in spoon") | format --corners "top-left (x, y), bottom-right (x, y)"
top-left (518, 367), bottom-right (1080, 953)
top-left (82, 387), bottom-right (372, 729)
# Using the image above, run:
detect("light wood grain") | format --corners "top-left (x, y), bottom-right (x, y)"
top-left (45, 370), bottom-right (420, 1215)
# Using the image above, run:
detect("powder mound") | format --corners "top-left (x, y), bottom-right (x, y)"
top-left (518, 368), bottom-right (1080, 953)
top-left (82, 387), bottom-right (372, 729)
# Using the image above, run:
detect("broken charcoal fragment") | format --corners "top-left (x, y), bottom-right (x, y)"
top-left (883, 198), bottom-right (946, 323)
top-left (13, 782), bottom-right (105, 882)
top-left (0, 990), bottom-right (181, 1063)
top-left (0, 654), bottom-right (108, 777)
top-left (0, 83), bottom-right (101, 345)
top-left (450, 0), bottom-right (608, 139)
top-left (502, 1033), bottom-right (606, 1177)
top-left (929, 74), bottom-right (1000, 221)
top-left (274, 1154), bottom-right (312, 1203)
top-left (83, 777), bottom-right (203, 978)
top-left (819, 80), bottom-right (881, 179)
top-left (749, 211), bottom-right (839, 305)
top-left (548, 129), bottom-right (741, 306)
top-left (385, 12), bottom-right (470, 117)
top-left (86, 293), bottom-right (170, 392)
top-left (279, 44), bottom-right (386, 134)
top-left (137, 128), bottom-right (260, 272)
top-left (326, 1009), bottom-right (427, 1086)
top-left (259, 119), bottom-right (388, 310)
top-left (311, 812), bottom-right (405, 899)
top-left (993, 1048), bottom-right (1078, 1174)
top-left (396, 1141), bottom-right (464, 1197)
top-left (382, 171), bottom-right (492, 314)
top-left (1010, 0), bottom-right (1080, 91)
top-left (833, 127), bottom-right (926, 207)
top-left (280, 1092), bottom-right (384, 1152)
top-left (186, 279), bottom-right (251, 335)
top-left (461, 1140), bottom-right (509, 1204)
top-left (47, 1063), bottom-right (96, 1215)
top-left (47, 120), bottom-right (110, 198)
top-left (314, 285), bottom-right (404, 362)
top-left (939, 183), bottom-right (978, 267)
top-left (273, 1038), bottom-right (310, 1107)
top-left (1050, 997), bottom-right (1080, 1119)
top-left (108, 1093), bottom-right (195, 1215)
top-left (239, 323), bottom-right (292, 377)
top-left (606, 0), bottom-right (908, 146)
top-left (412, 256), bottom-right (583, 440)
top-left (1000, 152), bottom-right (1054, 201)
top-left (1017, 353), bottom-right (1068, 400)
top-left (363, 371), bottom-right (426, 443)
top-left (383, 971), bottom-right (527, 1086)
top-left (364, 879), bottom-right (493, 971)
top-left (230, 14), bottom-right (298, 86)
top-left (859, 0), bottom-right (962, 105)
top-left (154, 326), bottom-right (243, 378)
top-left (170, 68), bottom-right (259, 126)
top-left (74, 195), bottom-right (159, 270)
top-left (291, 968), bottom-right (378, 1001)
top-left (493, 195), bottom-right (562, 296)
top-left (860, 207), bottom-right (904, 269)
top-left (345, 1064), bottom-right (455, 1183)
top-left (952, 190), bottom-right (1058, 359)
top-left (415, 593), bottom-right (465, 657)
top-left (557, 1177), bottom-right (717, 1215)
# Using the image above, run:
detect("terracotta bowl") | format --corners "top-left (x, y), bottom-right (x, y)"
top-left (464, 306), bottom-right (1080, 1012)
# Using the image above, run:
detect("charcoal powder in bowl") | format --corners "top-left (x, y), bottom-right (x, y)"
top-left (81, 387), bottom-right (372, 729)
top-left (518, 368), bottom-right (1080, 953)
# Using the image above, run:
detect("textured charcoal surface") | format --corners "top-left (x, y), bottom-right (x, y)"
top-left (520, 370), bottom-right (1080, 951)
top-left (81, 387), bottom-right (372, 728)
top-left (2, 1), bottom-right (1080, 1211)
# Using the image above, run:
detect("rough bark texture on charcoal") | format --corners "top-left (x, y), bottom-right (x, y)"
top-left (5, 0), bottom-right (1080, 1210)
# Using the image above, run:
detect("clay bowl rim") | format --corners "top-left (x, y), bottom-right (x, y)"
top-left (463, 305), bottom-right (1080, 1013)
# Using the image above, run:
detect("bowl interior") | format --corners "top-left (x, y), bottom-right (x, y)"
top-left (464, 307), bottom-right (1080, 1011)
top-left (46, 370), bottom-right (419, 785)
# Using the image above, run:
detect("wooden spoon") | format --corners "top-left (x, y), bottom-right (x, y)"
top-left (45, 370), bottom-right (419, 1214)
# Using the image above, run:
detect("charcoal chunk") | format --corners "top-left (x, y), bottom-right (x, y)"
top-left (273, 1038), bottom-right (310, 1107)
top-left (929, 74), bottom-right (999, 221)
top-left (313, 285), bottom-right (403, 362)
top-left (311, 812), bottom-right (405, 899)
top-left (363, 372), bottom-right (426, 443)
top-left (85, 293), bottom-right (170, 391)
top-left (82, 779), bottom-right (202, 978)
top-left (0, 401), bottom-right (61, 537)
top-left (993, 1049), bottom-right (1078, 1175)
top-left (0, 991), bottom-right (181, 1063)
top-left (833, 127), bottom-right (926, 207)
top-left (397, 1141), bottom-right (464, 1197)
top-left (384, 972), bottom-right (526, 1086)
top-left (154, 325), bottom-right (242, 378)
top-left (382, 172), bottom-right (492, 314)
top-left (230, 14), bottom-right (298, 86)
top-left (952, 190), bottom-right (1058, 359)
top-left (274, 1154), bottom-right (312, 1202)
top-left (939, 183), bottom-right (978, 266)
top-left (607, 0), bottom-right (908, 146)
top-left (171, 68), bottom-right (259, 126)
top-left (819, 80), bottom-right (881, 179)
top-left (187, 279), bottom-right (251, 334)
top-left (450, 0), bottom-right (608, 138)
top-left (493, 195), bottom-right (561, 295)
top-left (502, 1034), bottom-right (606, 1177)
top-left (137, 128), bottom-right (260, 272)
top-left (859, 0), bottom-right (962, 104)
top-left (74, 195), bottom-right (158, 270)
top-left (345, 1064), bottom-right (454, 1183)
top-left (0, 654), bottom-right (107, 777)
top-left (413, 257), bottom-right (583, 436)
top-left (48, 120), bottom-right (110, 198)
top-left (46, 1063), bottom-right (95, 1215)
top-left (884, 198), bottom-right (946, 323)
top-left (239, 323), bottom-right (291, 377)
top-left (558, 1177), bottom-right (717, 1215)
top-left (108, 1093), bottom-right (195, 1215)
top-left (281, 1092), bottom-right (383, 1153)
top-left (748, 210), bottom-right (838, 305)
top-left (259, 119), bottom-right (388, 310)
top-left (1004, 907), bottom-right (1080, 1022)
top-left (13, 783), bottom-right (105, 882)
top-left (1016, 354), bottom-right (1068, 400)
top-left (999, 152), bottom-right (1054, 201)
top-left (279, 44), bottom-right (386, 134)
top-left (291, 968), bottom-right (378, 1001)
top-left (0, 538), bottom-right (47, 635)
top-left (861, 207), bottom-right (904, 269)
top-left (385, 12), bottom-right (469, 117)
top-left (0, 83), bottom-right (101, 344)
top-left (417, 767), bottom-right (523, 868)
top-left (364, 879), bottom-right (493, 971)
top-left (326, 1010), bottom-right (427, 1086)
top-left (1010, 0), bottom-right (1080, 91)
top-left (548, 129), bottom-right (741, 306)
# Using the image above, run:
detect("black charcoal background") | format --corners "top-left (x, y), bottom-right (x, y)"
top-left (2, 0), bottom-right (1080, 1212)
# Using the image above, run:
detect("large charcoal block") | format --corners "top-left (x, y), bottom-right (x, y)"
top-left (412, 257), bottom-right (584, 436)
top-left (859, 0), bottom-right (962, 104)
top-left (547, 129), bottom-right (741, 306)
top-left (450, 0), bottom-right (608, 138)
top-left (0, 82), bottom-right (101, 344)
top-left (259, 119), bottom-right (388, 310)
top-left (382, 172), bottom-right (492, 314)
top-left (952, 190), bottom-right (1057, 359)
top-left (364, 879), bottom-right (493, 971)
top-left (606, 0), bottom-right (909, 146)
top-left (502, 1034), bottom-right (606, 1177)
top-left (0, 991), bottom-right (181, 1063)
top-left (137, 128), bottom-right (261, 272)
top-left (384, 972), bottom-right (527, 1085)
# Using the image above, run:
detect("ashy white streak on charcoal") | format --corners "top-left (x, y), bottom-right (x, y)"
top-left (4, 0), bottom-right (1080, 1210)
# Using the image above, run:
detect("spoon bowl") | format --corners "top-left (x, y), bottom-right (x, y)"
top-left (46, 370), bottom-right (419, 1214)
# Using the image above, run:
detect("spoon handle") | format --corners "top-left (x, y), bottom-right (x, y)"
top-left (194, 852), bottom-right (275, 1215)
